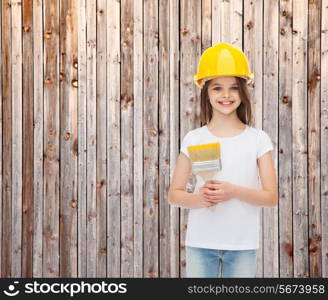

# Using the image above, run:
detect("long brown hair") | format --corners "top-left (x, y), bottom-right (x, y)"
top-left (200, 77), bottom-right (253, 126)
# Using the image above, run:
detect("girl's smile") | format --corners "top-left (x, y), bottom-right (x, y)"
top-left (208, 76), bottom-right (241, 115)
top-left (217, 100), bottom-right (236, 106)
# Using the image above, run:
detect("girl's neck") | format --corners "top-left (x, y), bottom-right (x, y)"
top-left (207, 113), bottom-right (245, 131)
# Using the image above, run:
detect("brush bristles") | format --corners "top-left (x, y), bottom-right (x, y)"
top-left (187, 143), bottom-right (221, 162)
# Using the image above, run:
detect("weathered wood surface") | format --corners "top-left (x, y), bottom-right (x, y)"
top-left (120, 0), bottom-right (134, 277)
top-left (292, 0), bottom-right (309, 278)
top-left (321, 0), bottom-right (328, 279)
top-left (32, 0), bottom-right (44, 278)
top-left (22, 0), bottom-right (33, 277)
top-left (2, 0), bottom-right (12, 278)
top-left (59, 0), bottom-right (78, 277)
top-left (107, 0), bottom-right (121, 278)
top-left (308, 0), bottom-right (322, 278)
top-left (278, 0), bottom-right (293, 278)
top-left (0, 0), bottom-right (326, 278)
top-left (11, 0), bottom-right (23, 278)
top-left (244, 0), bottom-right (264, 277)
top-left (86, 0), bottom-right (97, 277)
top-left (180, 0), bottom-right (201, 278)
top-left (262, 0), bottom-right (279, 278)
top-left (43, 0), bottom-right (60, 278)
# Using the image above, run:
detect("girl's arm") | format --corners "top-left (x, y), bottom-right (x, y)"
top-left (202, 151), bottom-right (278, 207)
top-left (168, 153), bottom-right (215, 209)
top-left (234, 151), bottom-right (278, 207)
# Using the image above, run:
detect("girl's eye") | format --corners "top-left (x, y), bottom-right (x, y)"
top-left (213, 86), bottom-right (239, 91)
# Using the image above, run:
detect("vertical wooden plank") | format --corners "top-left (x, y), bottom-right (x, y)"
top-left (244, 0), bottom-right (263, 128)
top-left (143, 0), bottom-right (158, 278)
top-left (169, 0), bottom-right (180, 278)
top-left (226, 0), bottom-right (243, 46)
top-left (107, 0), bottom-right (121, 278)
top-left (321, 0), bottom-right (328, 278)
top-left (180, 0), bottom-right (201, 278)
top-left (77, 0), bottom-right (87, 278)
top-left (33, 0), bottom-right (43, 277)
top-left (212, 0), bottom-right (242, 46)
top-left (120, 0), bottom-right (134, 277)
top-left (220, 0), bottom-right (229, 42)
top-left (1, 0), bottom-right (12, 278)
top-left (202, 0), bottom-right (212, 51)
top-left (308, 0), bottom-right (322, 278)
top-left (11, 0), bottom-right (23, 278)
top-left (59, 0), bottom-right (78, 277)
top-left (263, 0), bottom-right (279, 277)
top-left (159, 0), bottom-right (170, 278)
top-left (96, 0), bottom-right (107, 277)
top-left (86, 0), bottom-right (97, 277)
top-left (133, 0), bottom-right (143, 278)
top-left (43, 0), bottom-right (60, 277)
top-left (292, 0), bottom-right (309, 278)
top-left (230, 0), bottom-right (242, 47)
top-left (278, 0), bottom-right (293, 278)
top-left (244, 0), bottom-right (264, 277)
top-left (211, 0), bottom-right (221, 44)
top-left (22, 0), bottom-right (33, 277)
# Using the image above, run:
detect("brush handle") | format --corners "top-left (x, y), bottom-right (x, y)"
top-left (195, 170), bottom-right (219, 211)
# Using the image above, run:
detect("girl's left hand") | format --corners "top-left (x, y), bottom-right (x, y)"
top-left (200, 180), bottom-right (236, 203)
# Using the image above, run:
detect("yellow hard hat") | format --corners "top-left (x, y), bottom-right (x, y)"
top-left (193, 42), bottom-right (254, 88)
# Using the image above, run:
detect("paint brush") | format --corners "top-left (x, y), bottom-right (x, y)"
top-left (187, 143), bottom-right (222, 211)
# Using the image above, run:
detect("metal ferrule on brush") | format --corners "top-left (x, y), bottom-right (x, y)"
top-left (191, 159), bottom-right (222, 173)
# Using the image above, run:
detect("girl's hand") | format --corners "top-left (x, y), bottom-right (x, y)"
top-left (200, 180), bottom-right (236, 203)
top-left (194, 192), bottom-right (217, 208)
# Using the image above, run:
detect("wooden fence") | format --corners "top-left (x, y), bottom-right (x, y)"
top-left (0, 0), bottom-right (327, 278)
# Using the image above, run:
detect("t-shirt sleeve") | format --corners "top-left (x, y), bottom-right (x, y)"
top-left (180, 131), bottom-right (192, 158)
top-left (257, 130), bottom-right (274, 159)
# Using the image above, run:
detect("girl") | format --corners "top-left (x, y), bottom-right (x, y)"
top-left (168, 43), bottom-right (278, 278)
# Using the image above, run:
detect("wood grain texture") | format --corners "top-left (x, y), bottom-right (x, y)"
top-left (11, 0), bottom-right (23, 277)
top-left (292, 0), bottom-right (309, 278)
top-left (96, 0), bottom-right (107, 277)
top-left (180, 0), bottom-right (201, 278)
top-left (86, 0), bottom-right (97, 277)
top-left (0, 0), bottom-right (327, 278)
top-left (169, 0), bottom-right (180, 278)
top-left (244, 0), bottom-right (264, 277)
top-left (308, 0), bottom-right (322, 278)
top-left (2, 0), bottom-right (12, 278)
top-left (321, 0), bottom-right (328, 278)
top-left (22, 0), bottom-right (33, 277)
top-left (77, 0), bottom-right (87, 277)
top-left (278, 0), bottom-right (293, 278)
top-left (120, 0), bottom-right (134, 277)
top-left (32, 0), bottom-right (44, 278)
top-left (59, 0), bottom-right (78, 277)
top-left (263, 0), bottom-right (279, 278)
top-left (107, 0), bottom-right (121, 278)
top-left (143, 0), bottom-right (159, 278)
top-left (43, 0), bottom-right (60, 278)
top-left (159, 0), bottom-right (170, 278)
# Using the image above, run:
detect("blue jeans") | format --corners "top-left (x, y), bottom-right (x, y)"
top-left (186, 246), bottom-right (257, 278)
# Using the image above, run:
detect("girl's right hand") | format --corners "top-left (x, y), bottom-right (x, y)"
top-left (194, 188), bottom-right (216, 208)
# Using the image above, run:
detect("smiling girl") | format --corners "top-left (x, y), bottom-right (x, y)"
top-left (168, 43), bottom-right (278, 278)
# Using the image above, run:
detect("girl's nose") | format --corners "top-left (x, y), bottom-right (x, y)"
top-left (222, 89), bottom-right (230, 98)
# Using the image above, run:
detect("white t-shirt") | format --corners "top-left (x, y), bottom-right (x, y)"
top-left (180, 125), bottom-right (274, 250)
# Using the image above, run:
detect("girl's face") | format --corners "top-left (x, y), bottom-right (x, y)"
top-left (207, 76), bottom-right (241, 116)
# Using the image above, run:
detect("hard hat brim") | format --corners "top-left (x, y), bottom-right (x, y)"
top-left (194, 73), bottom-right (255, 89)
